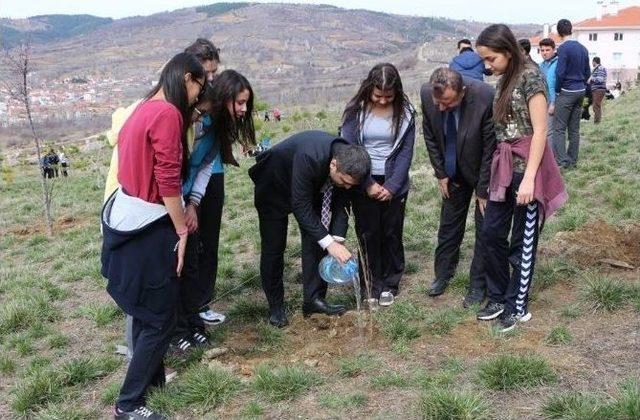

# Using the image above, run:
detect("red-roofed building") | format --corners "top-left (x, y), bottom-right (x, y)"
top-left (574, 1), bottom-right (640, 83)
top-left (530, 2), bottom-right (639, 84)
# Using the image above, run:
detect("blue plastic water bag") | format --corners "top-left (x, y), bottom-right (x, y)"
top-left (318, 255), bottom-right (359, 285)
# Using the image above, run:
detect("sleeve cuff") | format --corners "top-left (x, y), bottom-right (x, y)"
top-left (318, 235), bottom-right (335, 249)
top-left (158, 185), bottom-right (182, 197)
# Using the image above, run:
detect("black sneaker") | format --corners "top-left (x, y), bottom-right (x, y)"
top-left (114, 405), bottom-right (166, 419)
top-left (189, 331), bottom-right (211, 347)
top-left (476, 302), bottom-right (504, 320)
top-left (168, 337), bottom-right (192, 355)
top-left (496, 312), bottom-right (518, 332)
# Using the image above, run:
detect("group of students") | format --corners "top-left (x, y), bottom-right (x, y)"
top-left (41, 148), bottom-right (69, 178)
top-left (101, 39), bottom-right (255, 419)
top-left (101, 23), bottom-right (568, 420)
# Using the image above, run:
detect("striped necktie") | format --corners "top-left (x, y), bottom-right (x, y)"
top-left (321, 182), bottom-right (333, 230)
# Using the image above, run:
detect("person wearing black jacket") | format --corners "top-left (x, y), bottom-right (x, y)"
top-left (249, 130), bottom-right (371, 327)
top-left (420, 68), bottom-right (497, 306)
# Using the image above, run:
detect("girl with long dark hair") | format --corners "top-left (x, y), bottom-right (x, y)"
top-left (474, 25), bottom-right (567, 332)
top-left (341, 63), bottom-right (416, 306)
top-left (172, 70), bottom-right (256, 350)
top-left (101, 52), bottom-right (205, 420)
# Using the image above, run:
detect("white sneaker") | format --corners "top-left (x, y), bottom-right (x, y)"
top-left (379, 291), bottom-right (395, 307)
top-left (199, 309), bottom-right (226, 325)
top-left (517, 312), bottom-right (532, 322)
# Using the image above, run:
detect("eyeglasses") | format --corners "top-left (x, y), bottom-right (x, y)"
top-left (193, 78), bottom-right (205, 101)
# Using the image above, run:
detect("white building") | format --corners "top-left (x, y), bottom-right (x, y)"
top-left (530, 1), bottom-right (640, 85)
top-left (574, 2), bottom-right (640, 83)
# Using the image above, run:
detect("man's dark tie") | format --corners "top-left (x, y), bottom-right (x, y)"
top-left (445, 111), bottom-right (457, 179)
top-left (321, 183), bottom-right (333, 229)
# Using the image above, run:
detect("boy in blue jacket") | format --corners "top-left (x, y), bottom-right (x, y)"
top-left (449, 39), bottom-right (491, 82)
top-left (539, 38), bottom-right (558, 141)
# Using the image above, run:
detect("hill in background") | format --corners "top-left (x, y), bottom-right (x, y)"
top-left (1, 3), bottom-right (536, 105)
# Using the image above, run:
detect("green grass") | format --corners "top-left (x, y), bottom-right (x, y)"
top-left (240, 401), bottom-right (264, 417)
top-left (581, 275), bottom-right (628, 312)
top-left (379, 301), bottom-right (426, 341)
top-left (47, 333), bottom-right (69, 349)
top-left (59, 355), bottom-right (121, 386)
top-left (0, 354), bottom-right (16, 374)
top-left (370, 370), bottom-right (411, 389)
top-left (542, 379), bottom-right (639, 419)
top-left (559, 304), bottom-right (583, 319)
top-left (477, 354), bottom-right (557, 390)
top-left (227, 300), bottom-right (270, 322)
top-left (11, 369), bottom-right (64, 415)
top-left (252, 365), bottom-right (323, 401)
top-left (545, 325), bottom-right (573, 346)
top-left (253, 322), bottom-right (285, 352)
top-left (34, 405), bottom-right (101, 420)
top-left (0, 293), bottom-right (60, 335)
top-left (75, 302), bottom-right (123, 326)
top-left (318, 392), bottom-right (367, 409)
top-left (0, 90), bottom-right (639, 419)
top-left (542, 392), bottom-right (603, 419)
top-left (148, 365), bottom-right (241, 415)
top-left (418, 389), bottom-right (490, 420)
top-left (100, 381), bottom-right (121, 406)
top-left (425, 307), bottom-right (467, 335)
top-left (338, 352), bottom-right (377, 377)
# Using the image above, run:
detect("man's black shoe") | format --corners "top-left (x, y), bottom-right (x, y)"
top-left (463, 288), bottom-right (486, 308)
top-left (428, 278), bottom-right (449, 297)
top-left (476, 302), bottom-right (504, 320)
top-left (268, 307), bottom-right (289, 328)
top-left (302, 298), bottom-right (346, 317)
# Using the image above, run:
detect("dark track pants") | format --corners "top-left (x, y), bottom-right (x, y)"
top-left (117, 313), bottom-right (175, 411)
top-left (482, 172), bottom-right (539, 316)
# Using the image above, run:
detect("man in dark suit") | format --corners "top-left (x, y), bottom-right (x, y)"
top-left (420, 67), bottom-right (496, 307)
top-left (249, 130), bottom-right (371, 327)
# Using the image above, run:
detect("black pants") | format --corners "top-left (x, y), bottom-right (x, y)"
top-left (482, 172), bottom-right (539, 316)
top-left (352, 183), bottom-right (407, 298)
top-left (174, 174), bottom-right (224, 339)
top-left (258, 212), bottom-right (327, 309)
top-left (117, 313), bottom-right (175, 411)
top-left (434, 179), bottom-right (486, 292)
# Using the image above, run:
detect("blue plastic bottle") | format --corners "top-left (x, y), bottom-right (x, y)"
top-left (318, 255), bottom-right (359, 285)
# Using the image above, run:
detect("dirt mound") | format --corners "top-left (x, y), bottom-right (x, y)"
top-left (221, 311), bottom-right (382, 375)
top-left (546, 221), bottom-right (640, 268)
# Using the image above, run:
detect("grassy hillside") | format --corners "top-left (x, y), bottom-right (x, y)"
top-left (0, 91), bottom-right (639, 418)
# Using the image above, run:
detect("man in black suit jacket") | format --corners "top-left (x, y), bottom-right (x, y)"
top-left (249, 130), bottom-right (371, 327)
top-left (420, 67), bottom-right (496, 306)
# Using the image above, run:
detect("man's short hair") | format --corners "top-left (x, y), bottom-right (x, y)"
top-left (457, 38), bottom-right (472, 49)
top-left (593, 56), bottom-right (601, 65)
top-left (518, 39), bottom-right (531, 55)
top-left (184, 38), bottom-right (220, 62)
top-left (429, 67), bottom-right (464, 97)
top-left (539, 38), bottom-right (556, 49)
top-left (332, 143), bottom-right (371, 183)
top-left (557, 19), bottom-right (572, 37)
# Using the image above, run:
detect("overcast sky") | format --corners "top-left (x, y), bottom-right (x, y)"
top-left (2, 0), bottom-right (638, 24)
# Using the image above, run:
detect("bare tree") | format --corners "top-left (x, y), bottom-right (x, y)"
top-left (2, 43), bottom-right (55, 235)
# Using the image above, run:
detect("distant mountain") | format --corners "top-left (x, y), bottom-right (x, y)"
top-left (0, 14), bottom-right (113, 48)
top-left (1, 3), bottom-right (536, 105)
